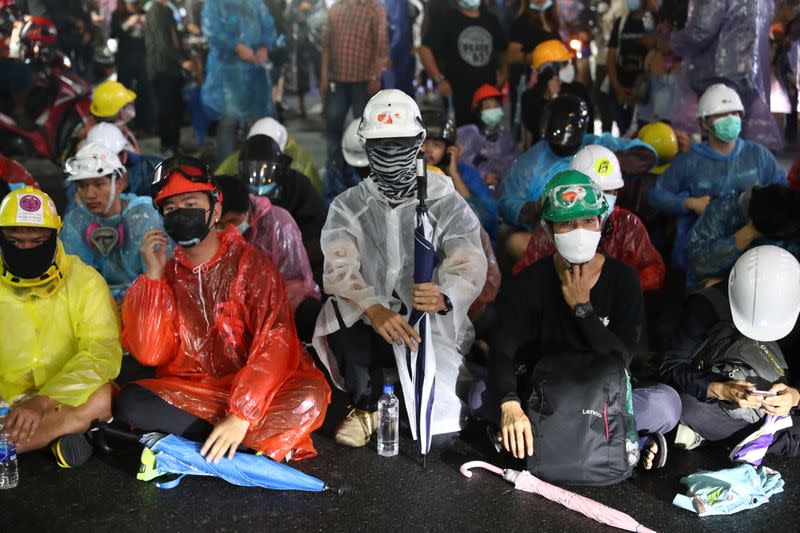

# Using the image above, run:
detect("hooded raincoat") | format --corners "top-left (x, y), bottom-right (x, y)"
top-left (62, 193), bottom-right (167, 300)
top-left (312, 170), bottom-right (487, 435)
top-left (121, 228), bottom-right (330, 461)
top-left (201, 0), bottom-right (276, 122)
top-left (649, 139), bottom-right (786, 272)
top-left (241, 195), bottom-right (320, 311)
top-left (0, 243), bottom-right (122, 406)
top-left (456, 124), bottom-right (518, 185)
top-left (512, 206), bottom-right (666, 292)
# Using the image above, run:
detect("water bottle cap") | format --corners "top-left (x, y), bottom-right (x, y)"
top-left (382, 384), bottom-right (394, 395)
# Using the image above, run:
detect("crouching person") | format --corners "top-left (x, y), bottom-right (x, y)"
top-left (115, 158), bottom-right (330, 462)
top-left (313, 90), bottom-right (487, 447)
top-left (0, 188), bottom-right (121, 467)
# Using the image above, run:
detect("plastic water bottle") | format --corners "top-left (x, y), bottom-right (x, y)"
top-left (377, 385), bottom-right (399, 457)
top-left (0, 407), bottom-right (19, 489)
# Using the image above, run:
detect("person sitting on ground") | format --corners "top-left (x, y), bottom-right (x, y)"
top-left (0, 187), bottom-right (121, 468)
top-left (661, 245), bottom-right (800, 457)
top-left (312, 90), bottom-right (487, 448)
top-left (421, 109), bottom-right (498, 242)
top-left (649, 83), bottom-right (787, 279)
top-left (500, 94), bottom-right (656, 261)
top-left (61, 142), bottom-right (166, 301)
top-left (215, 116), bottom-right (323, 193)
top-left (513, 145), bottom-right (666, 293)
top-left (687, 185), bottom-right (800, 291)
top-left (323, 118), bottom-right (370, 206)
top-left (456, 84), bottom-right (518, 193)
top-left (115, 157), bottom-right (331, 463)
top-left (485, 170), bottom-right (680, 468)
top-left (215, 175), bottom-right (321, 341)
top-left (237, 133), bottom-right (326, 279)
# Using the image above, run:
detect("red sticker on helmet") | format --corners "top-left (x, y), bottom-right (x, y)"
top-left (560, 186), bottom-right (586, 202)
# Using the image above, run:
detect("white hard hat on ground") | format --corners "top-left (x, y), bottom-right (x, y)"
top-left (358, 89), bottom-right (424, 143)
top-left (342, 118), bottom-right (368, 167)
top-left (697, 83), bottom-right (745, 119)
top-left (247, 117), bottom-right (288, 150)
top-left (569, 145), bottom-right (624, 191)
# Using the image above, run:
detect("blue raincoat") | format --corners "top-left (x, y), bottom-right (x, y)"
top-left (649, 139), bottom-right (786, 272)
top-left (499, 134), bottom-right (655, 228)
top-left (455, 161), bottom-right (498, 243)
top-left (380, 0), bottom-right (414, 95)
top-left (687, 193), bottom-right (800, 292)
top-left (201, 0), bottom-right (276, 122)
top-left (673, 464), bottom-right (784, 517)
top-left (61, 193), bottom-right (168, 300)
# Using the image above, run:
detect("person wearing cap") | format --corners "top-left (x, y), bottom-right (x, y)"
top-left (661, 246), bottom-right (800, 456)
top-left (322, 118), bottom-right (370, 206)
top-left (312, 89), bottom-right (487, 448)
top-left (456, 84), bottom-right (519, 193)
top-left (486, 170), bottom-right (680, 468)
top-left (500, 94), bottom-right (656, 261)
top-left (115, 156), bottom-right (330, 463)
top-left (0, 187), bottom-right (121, 467)
top-left (215, 117), bottom-right (323, 193)
top-left (61, 142), bottom-right (166, 301)
top-left (649, 83), bottom-right (786, 283)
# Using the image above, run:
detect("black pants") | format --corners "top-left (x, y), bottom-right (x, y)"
top-left (117, 56), bottom-right (154, 132)
top-left (151, 73), bottom-right (183, 151)
top-left (114, 384), bottom-right (212, 441)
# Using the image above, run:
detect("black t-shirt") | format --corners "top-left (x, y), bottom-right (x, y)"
top-left (608, 16), bottom-right (648, 88)
top-left (509, 15), bottom-right (556, 53)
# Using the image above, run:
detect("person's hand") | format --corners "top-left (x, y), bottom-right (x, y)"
top-left (761, 383), bottom-right (800, 416)
top-left (200, 414), bottom-right (250, 463)
top-left (367, 78), bottom-right (381, 96)
top-left (140, 229), bottom-right (169, 280)
top-left (484, 172), bottom-right (500, 188)
top-left (437, 79), bottom-right (453, 97)
top-left (412, 282), bottom-right (446, 313)
top-left (365, 304), bottom-right (421, 351)
top-left (298, 1), bottom-right (313, 12)
top-left (675, 129), bottom-right (692, 152)
top-left (124, 14), bottom-right (140, 28)
top-left (6, 396), bottom-right (53, 444)
top-left (734, 221), bottom-right (761, 251)
top-left (235, 43), bottom-right (256, 64)
top-left (499, 401), bottom-right (534, 459)
top-left (560, 258), bottom-right (602, 309)
top-left (685, 195), bottom-right (712, 215)
top-left (446, 144), bottom-right (462, 171)
top-left (254, 46), bottom-right (269, 65)
top-left (518, 201), bottom-right (540, 226)
top-left (707, 380), bottom-right (763, 409)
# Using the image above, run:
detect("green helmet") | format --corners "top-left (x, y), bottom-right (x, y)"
top-left (540, 170), bottom-right (608, 223)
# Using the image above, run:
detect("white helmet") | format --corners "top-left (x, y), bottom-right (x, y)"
top-left (358, 89), bottom-right (424, 143)
top-left (697, 83), bottom-right (744, 119)
top-left (342, 118), bottom-right (368, 167)
top-left (569, 145), bottom-right (624, 191)
top-left (86, 122), bottom-right (130, 154)
top-left (65, 142), bottom-right (125, 182)
top-left (729, 245), bottom-right (800, 342)
top-left (247, 117), bottom-right (288, 150)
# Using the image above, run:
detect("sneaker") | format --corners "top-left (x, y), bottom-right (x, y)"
top-left (51, 433), bottom-right (94, 468)
top-left (674, 423), bottom-right (705, 450)
top-left (334, 407), bottom-right (377, 447)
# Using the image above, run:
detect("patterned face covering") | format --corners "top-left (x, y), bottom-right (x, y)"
top-left (365, 137), bottom-right (423, 201)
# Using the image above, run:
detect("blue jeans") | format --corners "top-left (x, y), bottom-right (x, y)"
top-left (325, 81), bottom-right (369, 166)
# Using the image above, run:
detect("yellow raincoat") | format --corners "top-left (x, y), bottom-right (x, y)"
top-left (0, 243), bottom-right (122, 406)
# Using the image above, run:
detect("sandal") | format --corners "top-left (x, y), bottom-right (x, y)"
top-left (638, 432), bottom-right (667, 471)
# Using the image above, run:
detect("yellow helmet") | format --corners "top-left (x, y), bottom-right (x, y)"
top-left (0, 186), bottom-right (62, 231)
top-left (91, 80), bottom-right (137, 118)
top-left (532, 39), bottom-right (574, 71)
top-left (637, 122), bottom-right (679, 175)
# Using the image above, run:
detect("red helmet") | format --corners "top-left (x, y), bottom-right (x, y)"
top-left (471, 84), bottom-right (503, 111)
top-left (21, 16), bottom-right (57, 46)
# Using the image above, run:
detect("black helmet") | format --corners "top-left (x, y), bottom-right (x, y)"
top-left (421, 109), bottom-right (456, 145)
top-left (238, 134), bottom-right (284, 199)
top-left (540, 95), bottom-right (590, 157)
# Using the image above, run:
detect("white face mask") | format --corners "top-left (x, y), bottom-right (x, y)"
top-left (553, 228), bottom-right (602, 264)
top-left (558, 63), bottom-right (576, 84)
top-left (604, 193), bottom-right (617, 212)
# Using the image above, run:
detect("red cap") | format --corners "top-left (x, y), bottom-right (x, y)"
top-left (154, 172), bottom-right (221, 205)
top-left (472, 84), bottom-right (503, 111)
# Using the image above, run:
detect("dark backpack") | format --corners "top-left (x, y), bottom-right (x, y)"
top-left (526, 351), bottom-right (639, 486)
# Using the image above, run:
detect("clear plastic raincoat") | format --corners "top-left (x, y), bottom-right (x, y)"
top-left (456, 124), bottom-right (518, 183)
top-left (0, 243), bottom-right (122, 406)
top-left (671, 0), bottom-right (782, 149)
top-left (61, 193), bottom-right (167, 300)
top-left (312, 170), bottom-right (487, 435)
top-left (121, 228), bottom-right (330, 461)
top-left (240, 195), bottom-right (320, 311)
top-left (649, 139), bottom-right (786, 272)
top-left (201, 0), bottom-right (276, 122)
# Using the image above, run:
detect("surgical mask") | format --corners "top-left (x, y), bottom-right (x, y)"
top-left (712, 115), bottom-right (742, 143)
top-left (365, 138), bottom-right (423, 201)
top-left (481, 108), bottom-right (504, 128)
top-left (604, 193), bottom-right (617, 212)
top-left (529, 0), bottom-right (552, 11)
top-left (0, 231), bottom-right (58, 280)
top-left (163, 208), bottom-right (211, 248)
top-left (254, 182), bottom-right (279, 198)
top-left (236, 219), bottom-right (250, 235)
top-left (558, 63), bottom-right (575, 84)
top-left (458, 0), bottom-right (481, 9)
top-left (625, 0), bottom-right (641, 10)
top-left (553, 228), bottom-right (602, 264)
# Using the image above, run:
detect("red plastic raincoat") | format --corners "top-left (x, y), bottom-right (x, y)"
top-left (121, 228), bottom-right (330, 461)
top-left (512, 207), bottom-right (666, 292)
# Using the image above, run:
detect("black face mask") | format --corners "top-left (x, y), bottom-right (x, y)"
top-left (0, 231), bottom-right (58, 280)
top-left (163, 208), bottom-right (212, 248)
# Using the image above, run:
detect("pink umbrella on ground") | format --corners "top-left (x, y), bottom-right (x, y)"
top-left (460, 461), bottom-right (656, 533)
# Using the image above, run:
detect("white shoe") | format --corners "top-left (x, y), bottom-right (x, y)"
top-left (674, 423), bottom-right (705, 450)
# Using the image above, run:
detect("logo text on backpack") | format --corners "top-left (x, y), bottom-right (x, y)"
top-left (582, 409), bottom-right (602, 418)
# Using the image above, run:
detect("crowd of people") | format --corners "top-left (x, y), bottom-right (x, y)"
top-left (2, 0), bottom-right (800, 498)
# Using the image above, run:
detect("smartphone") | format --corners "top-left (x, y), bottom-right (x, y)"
top-left (750, 390), bottom-right (778, 397)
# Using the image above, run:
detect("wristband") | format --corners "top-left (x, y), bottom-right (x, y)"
top-left (572, 301), bottom-right (595, 319)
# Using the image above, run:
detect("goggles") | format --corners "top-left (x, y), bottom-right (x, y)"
top-left (546, 182), bottom-right (605, 211)
top-left (151, 155), bottom-right (212, 194)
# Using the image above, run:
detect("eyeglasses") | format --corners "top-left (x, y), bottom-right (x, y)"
top-left (546, 182), bottom-right (605, 211)
top-left (151, 155), bottom-right (212, 194)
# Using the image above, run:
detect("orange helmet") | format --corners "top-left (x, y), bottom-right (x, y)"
top-left (152, 156), bottom-right (221, 205)
top-left (472, 84), bottom-right (503, 111)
